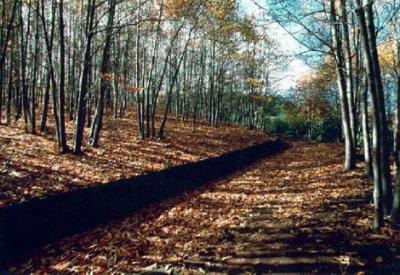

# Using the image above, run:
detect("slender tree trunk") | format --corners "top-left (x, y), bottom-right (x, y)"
top-left (30, 0), bottom-right (41, 134)
top-left (144, 1), bottom-right (163, 138)
top-left (6, 49), bottom-right (14, 125)
top-left (391, 21), bottom-right (400, 223)
top-left (19, 1), bottom-right (32, 132)
top-left (364, 0), bottom-right (393, 213)
top-left (135, 0), bottom-right (144, 138)
top-left (361, 72), bottom-right (372, 176)
top-left (40, 72), bottom-right (51, 132)
top-left (339, 0), bottom-right (356, 146)
top-left (331, 0), bottom-right (356, 171)
top-left (112, 52), bottom-right (118, 119)
top-left (354, 0), bottom-right (386, 227)
top-left (150, 20), bottom-right (186, 137)
top-left (73, 0), bottom-right (96, 154)
top-left (159, 23), bottom-right (196, 138)
top-left (193, 47), bottom-right (205, 132)
top-left (392, 75), bottom-right (400, 224)
top-left (40, 0), bottom-right (62, 147)
top-left (0, 0), bottom-right (18, 124)
top-left (89, 0), bottom-right (116, 146)
top-left (58, 0), bottom-right (69, 152)
top-left (69, 16), bottom-right (77, 121)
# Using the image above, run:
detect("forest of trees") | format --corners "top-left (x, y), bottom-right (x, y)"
top-left (0, 0), bottom-right (399, 229)
top-left (0, 0), bottom-right (287, 154)
top-left (259, 0), bottom-right (400, 229)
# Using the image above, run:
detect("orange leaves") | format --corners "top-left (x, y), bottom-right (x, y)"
top-left (378, 38), bottom-right (399, 75)
top-left (9, 140), bottom-right (399, 273)
top-left (50, 261), bottom-right (71, 272)
top-left (246, 77), bottom-right (264, 89)
top-left (99, 72), bottom-right (113, 81)
top-left (165, 0), bottom-right (191, 18)
top-left (206, 0), bottom-right (236, 21)
top-left (126, 85), bottom-right (144, 93)
top-left (0, 110), bottom-right (268, 206)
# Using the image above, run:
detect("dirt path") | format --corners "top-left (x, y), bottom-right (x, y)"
top-left (183, 142), bottom-right (396, 273)
top-left (7, 141), bottom-right (400, 273)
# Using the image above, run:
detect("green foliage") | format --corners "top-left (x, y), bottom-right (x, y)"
top-left (320, 116), bottom-right (340, 142)
top-left (263, 115), bottom-right (289, 134)
top-left (252, 78), bottom-right (341, 141)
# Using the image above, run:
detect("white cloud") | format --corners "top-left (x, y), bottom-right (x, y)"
top-left (240, 0), bottom-right (264, 17)
top-left (279, 59), bottom-right (310, 91)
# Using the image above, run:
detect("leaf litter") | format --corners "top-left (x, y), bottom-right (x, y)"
top-left (7, 141), bottom-right (400, 273)
top-left (0, 112), bottom-right (269, 206)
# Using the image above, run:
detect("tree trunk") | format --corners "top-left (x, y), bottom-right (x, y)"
top-left (135, 0), bottom-right (144, 138)
top-left (391, 22), bottom-right (400, 223)
top-left (40, 72), bottom-right (51, 132)
top-left (57, 0), bottom-right (69, 152)
top-left (0, 0), bottom-right (18, 124)
top-left (144, 1), bottom-right (163, 138)
top-left (364, 0), bottom-right (393, 214)
top-left (392, 75), bottom-right (400, 224)
top-left (354, 0), bottom-right (386, 227)
top-left (361, 72), bottom-right (372, 176)
top-left (73, 0), bottom-right (96, 154)
top-left (339, 0), bottom-right (356, 146)
top-left (40, 0), bottom-right (62, 148)
top-left (19, 1), bottom-right (32, 132)
top-left (331, 0), bottom-right (356, 171)
top-left (159, 23), bottom-right (196, 138)
top-left (30, 0), bottom-right (41, 134)
top-left (89, 0), bottom-right (116, 147)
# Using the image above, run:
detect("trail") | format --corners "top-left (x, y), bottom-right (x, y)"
top-left (7, 142), bottom-right (400, 273)
top-left (183, 142), bottom-right (383, 273)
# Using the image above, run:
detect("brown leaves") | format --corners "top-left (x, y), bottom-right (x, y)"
top-left (126, 85), bottom-right (144, 93)
top-left (0, 111), bottom-right (269, 206)
top-left (8, 141), bottom-right (400, 273)
top-left (50, 261), bottom-right (71, 272)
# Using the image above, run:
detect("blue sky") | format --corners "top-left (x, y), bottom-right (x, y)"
top-left (239, 0), bottom-right (310, 92)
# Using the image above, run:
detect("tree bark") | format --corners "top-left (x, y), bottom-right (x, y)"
top-left (0, 0), bottom-right (18, 124)
top-left (331, 0), bottom-right (356, 171)
top-left (354, 0), bottom-right (387, 227)
top-left (89, 0), bottom-right (116, 147)
top-left (364, 0), bottom-right (393, 214)
top-left (391, 19), bottom-right (400, 223)
top-left (73, 0), bottom-right (96, 154)
top-left (392, 75), bottom-right (400, 224)
top-left (158, 23), bottom-right (196, 138)
top-left (360, 72), bottom-right (372, 176)
top-left (57, 0), bottom-right (69, 152)
top-left (339, 0), bottom-right (356, 146)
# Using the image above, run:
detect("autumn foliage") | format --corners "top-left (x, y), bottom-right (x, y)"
top-left (0, 111), bottom-right (269, 207)
top-left (7, 142), bottom-right (400, 273)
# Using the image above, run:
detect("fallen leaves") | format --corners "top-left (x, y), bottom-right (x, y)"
top-left (50, 261), bottom-right (71, 271)
top-left (6, 141), bottom-right (400, 273)
top-left (0, 112), bottom-right (269, 206)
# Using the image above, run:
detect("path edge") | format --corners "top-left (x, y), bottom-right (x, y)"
top-left (0, 138), bottom-right (286, 263)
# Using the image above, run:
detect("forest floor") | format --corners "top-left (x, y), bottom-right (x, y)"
top-left (0, 112), bottom-right (268, 206)
top-left (7, 141), bottom-right (400, 273)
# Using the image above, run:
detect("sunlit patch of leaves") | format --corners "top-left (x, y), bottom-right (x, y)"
top-left (8, 141), bottom-right (400, 273)
top-left (0, 110), bottom-right (269, 206)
